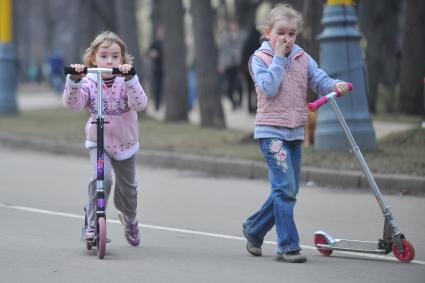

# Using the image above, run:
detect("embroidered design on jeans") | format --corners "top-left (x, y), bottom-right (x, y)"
top-left (269, 139), bottom-right (288, 172)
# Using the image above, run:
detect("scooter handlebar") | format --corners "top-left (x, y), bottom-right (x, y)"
top-left (308, 83), bottom-right (353, 111)
top-left (64, 66), bottom-right (136, 76)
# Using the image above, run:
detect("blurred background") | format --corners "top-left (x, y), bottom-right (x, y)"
top-left (0, 0), bottom-right (424, 190)
top-left (10, 0), bottom-right (424, 124)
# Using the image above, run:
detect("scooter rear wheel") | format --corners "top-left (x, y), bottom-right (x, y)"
top-left (314, 234), bottom-right (333, 256)
top-left (97, 217), bottom-right (107, 259)
top-left (392, 239), bottom-right (415, 262)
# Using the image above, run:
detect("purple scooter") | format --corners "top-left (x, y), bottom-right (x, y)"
top-left (64, 66), bottom-right (135, 259)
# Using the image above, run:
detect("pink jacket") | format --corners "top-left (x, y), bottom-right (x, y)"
top-left (251, 50), bottom-right (309, 128)
top-left (63, 74), bottom-right (148, 160)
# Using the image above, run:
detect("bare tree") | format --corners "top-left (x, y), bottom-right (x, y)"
top-left (13, 0), bottom-right (144, 81)
top-left (47, 0), bottom-right (81, 65)
top-left (301, 0), bottom-right (323, 62)
top-left (161, 0), bottom-right (188, 121)
top-left (399, 0), bottom-right (425, 115)
top-left (150, 0), bottom-right (162, 39)
top-left (302, 0), bottom-right (323, 104)
top-left (14, 0), bottom-right (49, 81)
top-left (361, 0), bottom-right (401, 113)
top-left (234, 0), bottom-right (260, 30)
top-left (191, 0), bottom-right (226, 128)
top-left (114, 0), bottom-right (143, 73)
top-left (13, 0), bottom-right (32, 80)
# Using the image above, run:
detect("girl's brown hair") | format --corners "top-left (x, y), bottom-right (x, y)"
top-left (83, 31), bottom-right (134, 67)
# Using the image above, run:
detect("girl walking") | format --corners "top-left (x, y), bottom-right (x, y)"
top-left (243, 4), bottom-right (350, 263)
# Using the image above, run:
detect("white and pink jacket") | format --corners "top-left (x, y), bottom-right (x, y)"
top-left (63, 74), bottom-right (148, 160)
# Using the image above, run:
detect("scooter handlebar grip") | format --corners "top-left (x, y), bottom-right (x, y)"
top-left (64, 66), bottom-right (87, 76)
top-left (308, 96), bottom-right (329, 111)
top-left (112, 67), bottom-right (136, 76)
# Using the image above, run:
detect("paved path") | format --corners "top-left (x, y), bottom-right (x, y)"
top-left (0, 146), bottom-right (424, 283)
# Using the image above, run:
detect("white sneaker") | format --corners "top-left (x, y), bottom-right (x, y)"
top-left (84, 226), bottom-right (95, 240)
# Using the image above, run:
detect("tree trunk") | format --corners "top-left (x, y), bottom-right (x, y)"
top-left (361, 0), bottom-right (401, 113)
top-left (362, 0), bottom-right (381, 113)
top-left (48, 0), bottom-right (81, 65)
top-left (234, 0), bottom-right (260, 30)
top-left (14, 0), bottom-right (49, 81)
top-left (161, 0), bottom-right (188, 121)
top-left (13, 0), bottom-right (32, 80)
top-left (150, 0), bottom-right (162, 41)
top-left (302, 0), bottom-right (323, 103)
top-left (301, 0), bottom-right (322, 62)
top-left (399, 0), bottom-right (425, 115)
top-left (75, 0), bottom-right (117, 63)
top-left (191, 0), bottom-right (226, 128)
top-left (114, 0), bottom-right (143, 73)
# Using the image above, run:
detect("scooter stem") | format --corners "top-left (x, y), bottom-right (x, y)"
top-left (328, 96), bottom-right (401, 240)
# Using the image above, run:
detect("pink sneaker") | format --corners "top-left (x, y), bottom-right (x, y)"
top-left (118, 213), bottom-right (140, 246)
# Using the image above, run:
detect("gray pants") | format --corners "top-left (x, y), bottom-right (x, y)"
top-left (86, 148), bottom-right (138, 227)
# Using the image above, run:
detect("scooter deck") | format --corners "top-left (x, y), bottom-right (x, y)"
top-left (80, 238), bottom-right (112, 243)
top-left (317, 239), bottom-right (387, 254)
top-left (80, 238), bottom-right (112, 246)
top-left (80, 231), bottom-right (111, 244)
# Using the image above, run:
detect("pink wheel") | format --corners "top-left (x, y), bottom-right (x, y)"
top-left (392, 239), bottom-right (415, 262)
top-left (314, 234), bottom-right (332, 256)
top-left (97, 217), bottom-right (107, 259)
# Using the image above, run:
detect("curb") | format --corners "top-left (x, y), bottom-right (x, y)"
top-left (1, 132), bottom-right (424, 195)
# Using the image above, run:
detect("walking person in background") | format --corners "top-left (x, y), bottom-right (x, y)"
top-left (243, 4), bottom-right (350, 263)
top-left (218, 17), bottom-right (246, 110)
top-left (148, 25), bottom-right (164, 111)
top-left (48, 50), bottom-right (65, 94)
top-left (63, 31), bottom-right (149, 247)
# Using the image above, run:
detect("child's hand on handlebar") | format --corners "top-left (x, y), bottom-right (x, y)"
top-left (334, 81), bottom-right (351, 96)
top-left (118, 64), bottom-right (134, 81)
top-left (70, 64), bottom-right (86, 81)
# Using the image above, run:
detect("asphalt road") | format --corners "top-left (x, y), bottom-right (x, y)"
top-left (0, 146), bottom-right (424, 283)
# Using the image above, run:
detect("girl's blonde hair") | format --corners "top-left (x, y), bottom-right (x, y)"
top-left (83, 31), bottom-right (134, 67)
top-left (264, 3), bottom-right (304, 33)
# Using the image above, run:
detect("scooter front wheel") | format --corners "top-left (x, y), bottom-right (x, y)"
top-left (392, 239), bottom-right (415, 262)
top-left (97, 217), bottom-right (107, 259)
top-left (314, 234), bottom-right (333, 256)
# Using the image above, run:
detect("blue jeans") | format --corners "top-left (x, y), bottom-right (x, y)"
top-left (244, 138), bottom-right (302, 253)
